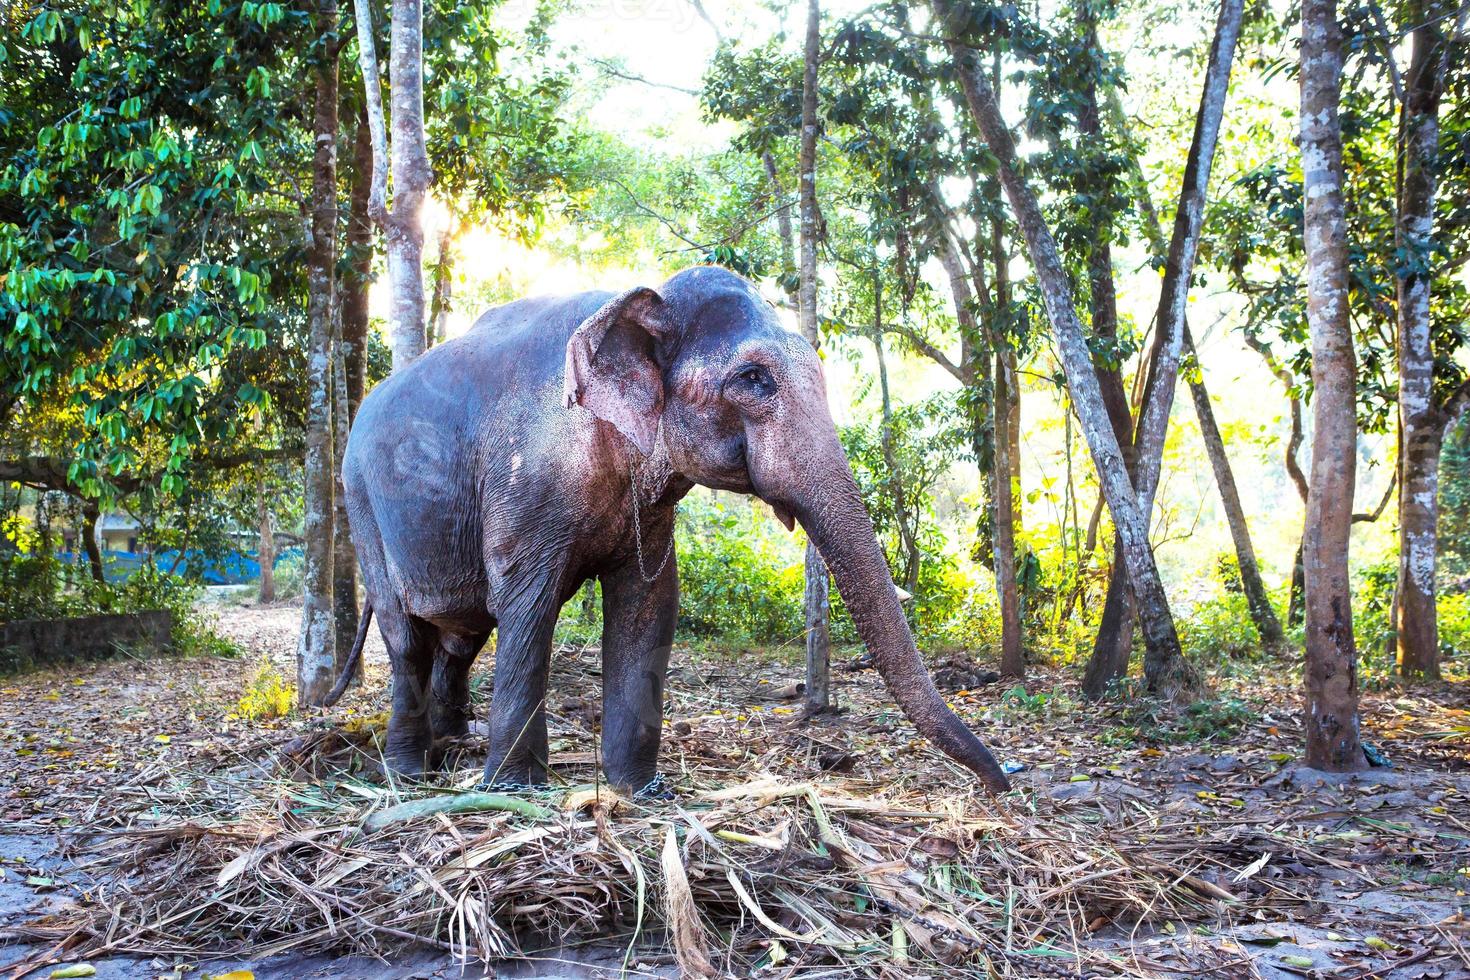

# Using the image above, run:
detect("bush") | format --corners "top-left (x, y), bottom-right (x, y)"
top-left (233, 664), bottom-right (294, 721)
top-left (675, 495), bottom-right (805, 645)
top-left (1178, 589), bottom-right (1264, 663)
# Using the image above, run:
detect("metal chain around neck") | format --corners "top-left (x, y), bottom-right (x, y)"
top-left (629, 454), bottom-right (676, 584)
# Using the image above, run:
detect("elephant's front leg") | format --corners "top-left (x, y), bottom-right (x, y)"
top-left (600, 556), bottom-right (678, 794)
top-left (482, 587), bottom-right (556, 787)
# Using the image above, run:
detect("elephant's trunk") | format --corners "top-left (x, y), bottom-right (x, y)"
top-left (791, 455), bottom-right (1012, 794)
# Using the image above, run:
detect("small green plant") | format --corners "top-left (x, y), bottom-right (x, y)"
top-left (999, 684), bottom-right (1075, 717)
top-left (1107, 692), bottom-right (1256, 745)
top-left (233, 664), bottom-right (294, 721)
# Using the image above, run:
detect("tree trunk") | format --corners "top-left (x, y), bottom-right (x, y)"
top-left (937, 14), bottom-right (1185, 687)
top-left (298, 1), bottom-right (340, 707)
top-left (352, 0), bottom-right (430, 372)
top-left (933, 226), bottom-right (1013, 658)
top-left (763, 150), bottom-right (797, 300)
top-left (1187, 329), bottom-right (1285, 646)
top-left (427, 222), bottom-right (455, 348)
top-left (872, 276), bottom-right (920, 596)
top-left (257, 477), bottom-right (275, 604)
top-left (1076, 29), bottom-right (1139, 696)
top-left (341, 109), bottom-right (373, 418)
top-left (81, 500), bottom-right (104, 584)
top-left (993, 347), bottom-right (1024, 677)
top-left (331, 310), bottom-right (360, 679)
top-left (385, 0), bottom-right (430, 369)
top-left (989, 190), bottom-right (1024, 677)
top-left (1118, 0), bottom-right (1243, 693)
top-left (1245, 335), bottom-right (1309, 624)
top-left (1395, 0), bottom-right (1451, 680)
top-left (799, 0), bottom-right (831, 716)
top-left (1300, 0), bottom-right (1366, 771)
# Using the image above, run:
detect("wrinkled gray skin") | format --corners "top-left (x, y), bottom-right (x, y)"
top-left (338, 266), bottom-right (1010, 794)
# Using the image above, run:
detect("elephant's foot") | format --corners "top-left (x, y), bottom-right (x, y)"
top-left (383, 718), bottom-right (433, 780)
top-left (602, 760), bottom-right (671, 799)
top-left (480, 751), bottom-right (546, 790)
top-left (430, 695), bottom-right (474, 740)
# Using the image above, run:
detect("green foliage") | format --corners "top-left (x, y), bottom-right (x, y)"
top-left (1178, 589), bottom-right (1266, 663)
top-left (1, 0), bottom-right (311, 496)
top-left (675, 495), bottom-right (805, 645)
top-left (1440, 414), bottom-right (1470, 579)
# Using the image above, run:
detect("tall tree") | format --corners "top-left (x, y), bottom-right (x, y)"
top-left (799, 0), bottom-right (833, 716)
top-left (1104, 86), bottom-right (1285, 652)
top-left (297, 0), bottom-right (341, 705)
top-left (1299, 0), bottom-right (1366, 770)
top-left (988, 194), bottom-right (1025, 679)
top-left (934, 3), bottom-right (1187, 693)
top-left (1080, 0), bottom-right (1243, 693)
top-left (352, 0), bottom-right (431, 371)
top-left (1394, 0), bottom-right (1454, 679)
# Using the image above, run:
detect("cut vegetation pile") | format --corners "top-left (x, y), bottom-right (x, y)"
top-left (27, 773), bottom-right (1256, 977)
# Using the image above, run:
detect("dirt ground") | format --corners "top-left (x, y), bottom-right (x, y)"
top-left (0, 599), bottom-right (1467, 978)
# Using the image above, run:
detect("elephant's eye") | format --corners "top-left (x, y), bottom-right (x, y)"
top-left (732, 363), bottom-right (774, 394)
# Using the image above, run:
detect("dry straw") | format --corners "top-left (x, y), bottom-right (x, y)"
top-left (10, 765), bottom-right (1264, 977)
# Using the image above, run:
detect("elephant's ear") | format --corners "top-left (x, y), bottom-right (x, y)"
top-left (563, 287), bottom-right (677, 455)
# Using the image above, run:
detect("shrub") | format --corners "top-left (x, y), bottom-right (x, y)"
top-left (675, 495), bottom-right (805, 645)
top-left (233, 664), bottom-right (294, 721)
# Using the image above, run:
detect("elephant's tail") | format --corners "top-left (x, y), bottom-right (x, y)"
top-left (323, 600), bottom-right (373, 707)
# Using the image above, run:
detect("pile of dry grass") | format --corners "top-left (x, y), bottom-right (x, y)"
top-left (14, 767), bottom-right (1257, 977)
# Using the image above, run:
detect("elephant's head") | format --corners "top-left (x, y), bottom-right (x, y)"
top-left (564, 266), bottom-right (1011, 793)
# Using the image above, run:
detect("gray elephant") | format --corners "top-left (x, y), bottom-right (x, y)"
top-left (327, 266), bottom-right (1010, 795)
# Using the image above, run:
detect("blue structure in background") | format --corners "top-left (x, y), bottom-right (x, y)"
top-left (57, 547), bottom-right (302, 585)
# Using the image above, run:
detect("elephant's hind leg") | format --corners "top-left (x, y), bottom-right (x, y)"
top-left (431, 631), bottom-right (488, 739)
top-left (378, 601), bottom-right (437, 778)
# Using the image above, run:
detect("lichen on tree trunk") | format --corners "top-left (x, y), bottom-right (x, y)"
top-left (297, 0), bottom-right (340, 706)
top-left (1299, 0), bottom-right (1366, 771)
top-left (798, 0), bottom-right (832, 716)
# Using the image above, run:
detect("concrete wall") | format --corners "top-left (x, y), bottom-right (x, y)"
top-left (0, 610), bottom-right (173, 674)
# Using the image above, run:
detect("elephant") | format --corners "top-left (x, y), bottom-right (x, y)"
top-left (326, 265), bottom-right (1010, 795)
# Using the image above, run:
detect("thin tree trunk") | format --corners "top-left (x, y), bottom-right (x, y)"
top-left (934, 226), bottom-right (1017, 667)
top-left (872, 275), bottom-right (920, 596)
top-left (993, 346), bottom-right (1024, 677)
top-left (1300, 0), bottom-right (1366, 771)
top-left (1116, 0), bottom-right (1243, 693)
top-left (427, 223), bottom-right (455, 348)
top-left (763, 150), bottom-right (797, 300)
top-left (257, 477), bottom-right (275, 604)
top-left (81, 500), bottom-right (104, 584)
top-left (1110, 77), bottom-right (1284, 647)
top-left (353, 0), bottom-right (430, 372)
top-left (799, 0), bottom-right (831, 715)
top-left (1187, 333), bottom-right (1285, 646)
top-left (936, 12), bottom-right (1185, 687)
top-left (988, 184), bottom-right (1024, 677)
top-left (298, 0), bottom-right (340, 706)
top-left (1076, 20), bottom-right (1139, 695)
top-left (1245, 334), bottom-right (1310, 624)
top-left (341, 109), bottom-right (373, 418)
top-left (1395, 0), bottom-right (1451, 680)
top-left (331, 309), bottom-right (360, 678)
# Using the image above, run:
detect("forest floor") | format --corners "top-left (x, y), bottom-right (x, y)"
top-left (0, 600), bottom-right (1465, 978)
